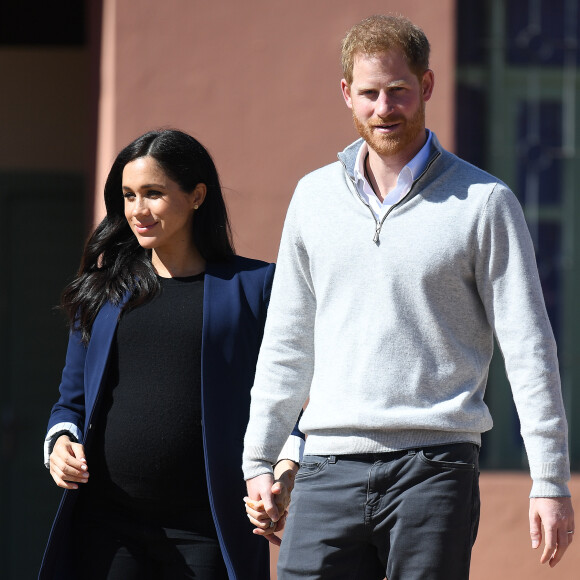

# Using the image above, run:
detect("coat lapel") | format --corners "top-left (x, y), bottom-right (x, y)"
top-left (83, 298), bottom-right (126, 433)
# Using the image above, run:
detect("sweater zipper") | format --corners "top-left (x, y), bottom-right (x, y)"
top-left (343, 172), bottom-right (385, 242)
top-left (342, 150), bottom-right (441, 244)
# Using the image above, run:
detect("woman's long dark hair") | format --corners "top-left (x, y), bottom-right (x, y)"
top-left (62, 129), bottom-right (235, 343)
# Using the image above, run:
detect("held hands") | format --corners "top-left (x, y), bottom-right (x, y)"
top-left (529, 496), bottom-right (575, 567)
top-left (244, 459), bottom-right (299, 546)
top-left (49, 435), bottom-right (89, 490)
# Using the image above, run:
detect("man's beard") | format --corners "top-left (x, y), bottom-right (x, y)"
top-left (352, 102), bottom-right (425, 157)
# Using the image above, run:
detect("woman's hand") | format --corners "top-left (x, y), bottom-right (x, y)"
top-left (244, 460), bottom-right (299, 545)
top-left (244, 496), bottom-right (287, 546)
top-left (49, 435), bottom-right (89, 489)
top-left (271, 458), bottom-right (298, 513)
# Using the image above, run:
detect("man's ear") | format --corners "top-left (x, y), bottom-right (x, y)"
top-left (421, 69), bottom-right (435, 102)
top-left (341, 79), bottom-right (353, 109)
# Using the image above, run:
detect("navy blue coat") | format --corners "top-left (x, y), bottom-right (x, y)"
top-left (40, 256), bottom-right (277, 580)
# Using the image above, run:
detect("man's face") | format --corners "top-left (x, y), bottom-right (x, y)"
top-left (341, 50), bottom-right (434, 160)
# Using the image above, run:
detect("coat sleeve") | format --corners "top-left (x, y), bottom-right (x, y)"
top-left (43, 328), bottom-right (87, 466)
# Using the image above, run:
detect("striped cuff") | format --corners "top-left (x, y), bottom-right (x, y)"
top-left (44, 422), bottom-right (82, 468)
top-left (275, 434), bottom-right (305, 466)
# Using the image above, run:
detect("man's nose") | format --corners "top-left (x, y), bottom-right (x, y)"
top-left (375, 93), bottom-right (392, 117)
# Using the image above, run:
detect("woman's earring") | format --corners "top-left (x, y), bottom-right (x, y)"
top-left (194, 204), bottom-right (199, 210)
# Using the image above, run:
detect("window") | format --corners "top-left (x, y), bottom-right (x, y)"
top-left (456, 0), bottom-right (580, 470)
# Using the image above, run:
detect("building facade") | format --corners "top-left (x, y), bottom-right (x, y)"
top-left (0, 1), bottom-right (578, 577)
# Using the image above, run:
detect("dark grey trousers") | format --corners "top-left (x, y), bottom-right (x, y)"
top-left (278, 443), bottom-right (480, 580)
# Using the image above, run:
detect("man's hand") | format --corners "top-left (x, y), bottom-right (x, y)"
top-left (49, 435), bottom-right (89, 490)
top-left (245, 462), bottom-right (299, 546)
top-left (245, 472), bottom-right (281, 544)
top-left (529, 496), bottom-right (575, 567)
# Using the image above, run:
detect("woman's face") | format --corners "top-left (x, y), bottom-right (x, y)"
top-left (122, 156), bottom-right (204, 256)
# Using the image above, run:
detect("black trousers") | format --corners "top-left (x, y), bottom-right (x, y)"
top-left (278, 443), bottom-right (481, 580)
top-left (72, 499), bottom-right (228, 580)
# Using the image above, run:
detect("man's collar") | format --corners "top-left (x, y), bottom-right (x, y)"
top-left (406, 129), bottom-right (432, 180)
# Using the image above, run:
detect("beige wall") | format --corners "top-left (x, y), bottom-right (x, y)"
top-left (94, 0), bottom-right (455, 261)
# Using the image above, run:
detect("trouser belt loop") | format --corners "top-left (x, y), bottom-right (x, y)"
top-left (407, 449), bottom-right (417, 456)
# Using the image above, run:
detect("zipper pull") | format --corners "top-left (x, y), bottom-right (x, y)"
top-left (373, 222), bottom-right (382, 244)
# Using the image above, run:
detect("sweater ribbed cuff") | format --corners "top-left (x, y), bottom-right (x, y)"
top-left (529, 481), bottom-right (571, 498)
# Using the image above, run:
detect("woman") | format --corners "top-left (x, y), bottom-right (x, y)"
top-left (40, 129), bottom-right (302, 579)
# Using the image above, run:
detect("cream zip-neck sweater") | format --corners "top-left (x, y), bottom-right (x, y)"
top-left (243, 134), bottom-right (570, 497)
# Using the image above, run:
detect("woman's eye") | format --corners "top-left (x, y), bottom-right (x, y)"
top-left (123, 192), bottom-right (135, 199)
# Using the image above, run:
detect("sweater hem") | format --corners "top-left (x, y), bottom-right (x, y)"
top-left (303, 430), bottom-right (482, 455)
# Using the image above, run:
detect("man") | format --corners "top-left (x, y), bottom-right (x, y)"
top-left (243, 14), bottom-right (574, 580)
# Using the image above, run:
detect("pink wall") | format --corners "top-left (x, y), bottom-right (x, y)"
top-left (94, 0), bottom-right (455, 261)
top-left (89, 6), bottom-right (580, 578)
